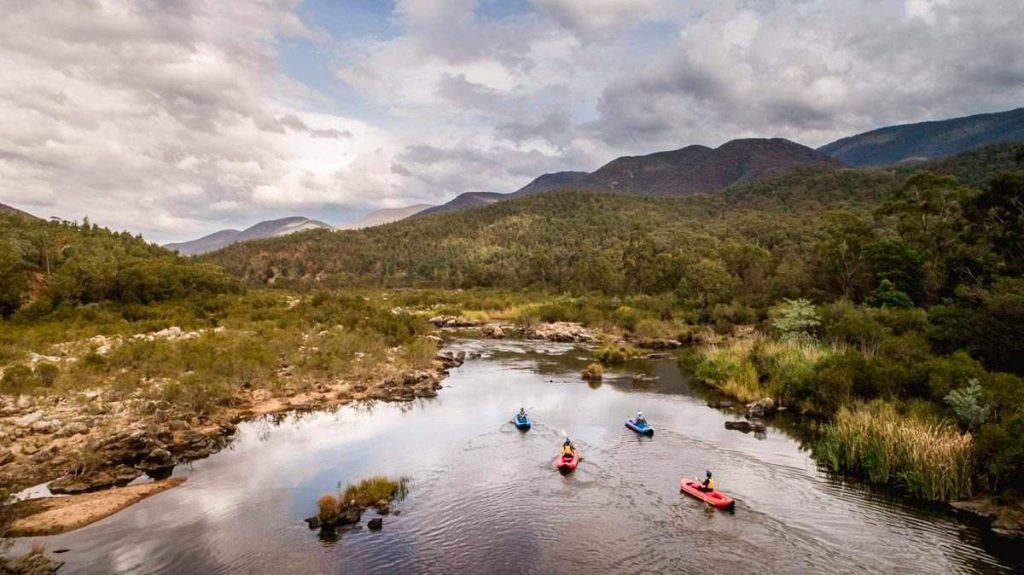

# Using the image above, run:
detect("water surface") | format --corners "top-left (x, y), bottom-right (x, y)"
top-left (8, 339), bottom-right (1020, 574)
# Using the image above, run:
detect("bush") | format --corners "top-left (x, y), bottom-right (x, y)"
top-left (974, 415), bottom-right (1024, 493)
top-left (595, 344), bottom-right (641, 365)
top-left (685, 343), bottom-right (761, 402)
top-left (0, 364), bottom-right (32, 394)
top-left (581, 363), bottom-right (603, 380)
top-left (944, 379), bottom-right (988, 430)
top-left (318, 494), bottom-right (341, 522)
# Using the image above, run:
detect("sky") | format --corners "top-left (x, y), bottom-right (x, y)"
top-left (1, 0), bottom-right (1023, 244)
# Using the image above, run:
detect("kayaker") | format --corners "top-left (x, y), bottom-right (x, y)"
top-left (562, 438), bottom-right (575, 457)
top-left (635, 411), bottom-right (647, 425)
top-left (699, 470), bottom-right (715, 492)
top-left (518, 407), bottom-right (527, 419)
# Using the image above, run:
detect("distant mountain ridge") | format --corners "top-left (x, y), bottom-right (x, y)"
top-left (165, 216), bottom-right (332, 255)
top-left (417, 138), bottom-right (841, 218)
top-left (337, 204), bottom-right (433, 229)
top-left (819, 107), bottom-right (1024, 166)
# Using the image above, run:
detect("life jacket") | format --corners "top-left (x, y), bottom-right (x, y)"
top-left (706, 478), bottom-right (715, 490)
top-left (563, 445), bottom-right (573, 456)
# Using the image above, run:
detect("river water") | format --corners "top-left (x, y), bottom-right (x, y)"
top-left (8, 339), bottom-right (1021, 574)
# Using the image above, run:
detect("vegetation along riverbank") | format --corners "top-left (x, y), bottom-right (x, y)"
top-left (2, 143), bottom-right (1023, 555)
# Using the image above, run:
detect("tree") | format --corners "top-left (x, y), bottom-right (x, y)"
top-left (676, 258), bottom-right (737, 318)
top-left (0, 242), bottom-right (28, 317)
top-left (868, 278), bottom-right (914, 308)
top-left (772, 298), bottom-right (821, 340)
top-left (818, 213), bottom-right (875, 301)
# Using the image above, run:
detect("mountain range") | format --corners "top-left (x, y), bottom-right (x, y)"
top-left (163, 107), bottom-right (1024, 254)
top-left (819, 107), bottom-right (1024, 166)
top-left (164, 216), bottom-right (332, 256)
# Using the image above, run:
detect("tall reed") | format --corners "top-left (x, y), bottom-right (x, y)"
top-left (817, 402), bottom-right (973, 501)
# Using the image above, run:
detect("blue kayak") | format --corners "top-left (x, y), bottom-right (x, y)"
top-left (625, 418), bottom-right (654, 437)
top-left (514, 414), bottom-right (532, 431)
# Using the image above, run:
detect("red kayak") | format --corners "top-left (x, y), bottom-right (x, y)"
top-left (680, 478), bottom-right (735, 509)
top-left (554, 450), bottom-right (580, 472)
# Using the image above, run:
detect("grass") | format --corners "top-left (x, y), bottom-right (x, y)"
top-left (683, 333), bottom-right (842, 404)
top-left (816, 401), bottom-right (973, 501)
top-left (595, 343), bottom-right (643, 365)
top-left (341, 476), bottom-right (408, 508)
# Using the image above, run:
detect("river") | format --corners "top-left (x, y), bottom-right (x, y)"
top-left (8, 339), bottom-right (1021, 573)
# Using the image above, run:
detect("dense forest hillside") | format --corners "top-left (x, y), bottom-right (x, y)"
top-left (0, 211), bottom-right (237, 317)
top-left (206, 166), bottom-right (895, 295)
top-left (820, 107), bottom-right (1024, 166)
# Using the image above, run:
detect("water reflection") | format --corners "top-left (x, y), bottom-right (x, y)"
top-left (6, 338), bottom-right (1019, 574)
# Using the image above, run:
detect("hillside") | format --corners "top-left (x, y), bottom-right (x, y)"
top-left (0, 213), bottom-right (236, 317)
top-left (165, 216), bottom-right (333, 256)
top-left (0, 202), bottom-right (40, 220)
top-left (820, 107), bottom-right (1024, 166)
top-left (415, 192), bottom-right (505, 217)
top-left (204, 166), bottom-right (896, 294)
top-left (337, 204), bottom-right (432, 229)
top-left (508, 171), bottom-right (589, 197)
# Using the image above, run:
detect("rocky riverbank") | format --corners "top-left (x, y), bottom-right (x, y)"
top-left (0, 350), bottom-right (464, 536)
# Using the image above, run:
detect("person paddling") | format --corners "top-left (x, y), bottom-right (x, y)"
top-left (562, 438), bottom-right (575, 458)
top-left (635, 411), bottom-right (647, 426)
top-left (518, 407), bottom-right (527, 420)
top-left (698, 470), bottom-right (715, 492)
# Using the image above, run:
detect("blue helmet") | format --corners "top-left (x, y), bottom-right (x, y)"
top-left (706, 470), bottom-right (712, 477)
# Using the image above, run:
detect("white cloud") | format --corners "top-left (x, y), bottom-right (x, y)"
top-left (2, 0), bottom-right (1023, 243)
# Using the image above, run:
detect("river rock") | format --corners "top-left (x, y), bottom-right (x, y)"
top-left (630, 338), bottom-right (682, 350)
top-left (528, 322), bottom-right (595, 343)
top-left (725, 420), bottom-right (766, 433)
top-left (30, 419), bottom-right (61, 435)
top-left (428, 315), bottom-right (480, 328)
top-left (368, 518), bottom-right (383, 531)
top-left (56, 421), bottom-right (90, 437)
top-left (747, 398), bottom-right (776, 418)
top-left (15, 411), bottom-right (45, 428)
top-left (0, 447), bottom-right (14, 466)
top-left (50, 465), bottom-right (143, 494)
top-left (481, 325), bottom-right (505, 339)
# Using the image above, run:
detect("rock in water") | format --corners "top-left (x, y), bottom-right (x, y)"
top-left (368, 518), bottom-right (383, 531)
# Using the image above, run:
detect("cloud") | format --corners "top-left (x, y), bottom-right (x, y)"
top-left (594, 0), bottom-right (1024, 147)
top-left (3, 0), bottom-right (1024, 243)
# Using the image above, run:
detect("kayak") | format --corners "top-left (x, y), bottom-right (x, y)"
top-left (679, 478), bottom-right (735, 509)
top-left (514, 414), bottom-right (532, 431)
top-left (625, 418), bottom-right (654, 437)
top-left (554, 450), bottom-right (580, 472)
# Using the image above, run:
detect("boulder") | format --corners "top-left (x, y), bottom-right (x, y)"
top-left (368, 518), bottom-right (383, 531)
top-left (725, 420), bottom-right (766, 433)
top-left (481, 325), bottom-right (505, 339)
top-left (56, 421), bottom-right (89, 437)
top-left (14, 411), bottom-right (45, 428)
top-left (528, 322), bottom-right (595, 343)
top-left (747, 398), bottom-right (776, 418)
top-left (30, 420), bottom-right (61, 435)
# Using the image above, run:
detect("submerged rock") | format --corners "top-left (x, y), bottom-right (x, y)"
top-left (368, 518), bottom-right (383, 531)
top-left (725, 420), bottom-right (766, 433)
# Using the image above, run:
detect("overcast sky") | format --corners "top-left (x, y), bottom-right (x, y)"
top-left (2, 0), bottom-right (1023, 243)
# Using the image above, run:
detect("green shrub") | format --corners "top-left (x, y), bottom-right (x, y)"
top-left (944, 379), bottom-right (988, 430)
